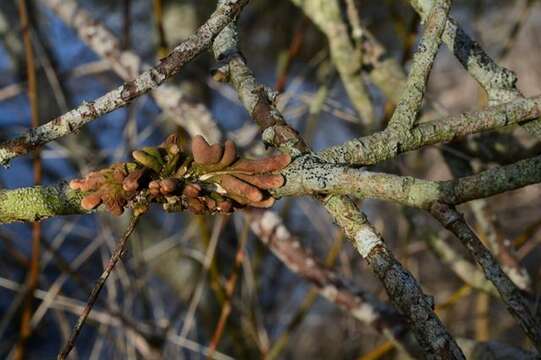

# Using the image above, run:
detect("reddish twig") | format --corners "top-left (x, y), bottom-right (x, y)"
top-left (274, 17), bottom-right (307, 93)
top-left (15, 0), bottom-right (42, 358)
top-left (121, 0), bottom-right (132, 50)
top-left (153, 0), bottom-right (169, 58)
top-left (207, 221), bottom-right (249, 358)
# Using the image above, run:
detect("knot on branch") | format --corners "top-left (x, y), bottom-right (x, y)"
top-left (429, 202), bottom-right (463, 227)
top-left (69, 132), bottom-right (291, 216)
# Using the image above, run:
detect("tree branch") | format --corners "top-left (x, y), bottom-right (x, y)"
top-left (431, 203), bottom-right (541, 352)
top-left (409, 0), bottom-right (521, 105)
top-left (58, 212), bottom-right (143, 359)
top-left (3, 152), bottom-right (539, 224)
top-left (276, 153), bottom-right (541, 208)
top-left (212, 7), bottom-right (465, 358)
top-left (386, 0), bottom-right (450, 132)
top-left (247, 209), bottom-right (420, 357)
top-left (40, 0), bottom-right (221, 143)
top-left (0, 0), bottom-right (248, 166)
top-left (0, 182), bottom-right (86, 224)
top-left (288, 0), bottom-right (375, 124)
top-left (408, 0), bottom-right (541, 137)
top-left (324, 196), bottom-right (464, 358)
top-left (318, 95), bottom-right (541, 165)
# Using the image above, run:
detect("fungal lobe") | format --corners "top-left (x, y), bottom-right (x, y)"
top-left (69, 131), bottom-right (291, 216)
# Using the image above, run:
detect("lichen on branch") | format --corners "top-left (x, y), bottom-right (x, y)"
top-left (69, 132), bottom-right (290, 216)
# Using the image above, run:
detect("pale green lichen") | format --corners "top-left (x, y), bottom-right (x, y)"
top-left (318, 95), bottom-right (541, 165)
top-left (0, 182), bottom-right (86, 223)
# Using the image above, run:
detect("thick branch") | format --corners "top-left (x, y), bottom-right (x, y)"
top-left (408, 0), bottom-right (541, 137)
top-left (318, 95), bottom-right (541, 165)
top-left (324, 196), bottom-right (465, 358)
top-left (276, 154), bottom-right (541, 208)
top-left (0, 182), bottom-right (86, 224)
top-left (4, 152), bottom-right (540, 224)
top-left (213, 9), bottom-right (465, 358)
top-left (0, 0), bottom-right (248, 165)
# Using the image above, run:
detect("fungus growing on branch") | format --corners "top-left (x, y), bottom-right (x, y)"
top-left (69, 132), bottom-right (291, 215)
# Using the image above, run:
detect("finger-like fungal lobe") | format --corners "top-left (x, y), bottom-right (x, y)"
top-left (69, 132), bottom-right (291, 216)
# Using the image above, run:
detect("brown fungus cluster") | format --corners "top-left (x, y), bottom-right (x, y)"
top-left (69, 163), bottom-right (139, 216)
top-left (69, 133), bottom-right (291, 215)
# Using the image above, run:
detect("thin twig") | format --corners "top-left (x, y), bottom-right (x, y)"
top-left (177, 216), bottom-right (226, 348)
top-left (264, 230), bottom-right (344, 360)
top-left (152, 0), bottom-right (168, 58)
top-left (196, 215), bottom-right (226, 304)
top-left (40, 0), bottom-right (221, 143)
top-left (121, 0), bottom-right (132, 50)
top-left (57, 212), bottom-right (143, 360)
top-left (274, 17), bottom-right (307, 93)
top-left (207, 219), bottom-right (250, 358)
top-left (288, 0), bottom-right (375, 124)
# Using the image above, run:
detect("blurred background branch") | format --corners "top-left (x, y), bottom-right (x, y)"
top-left (0, 0), bottom-right (540, 359)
